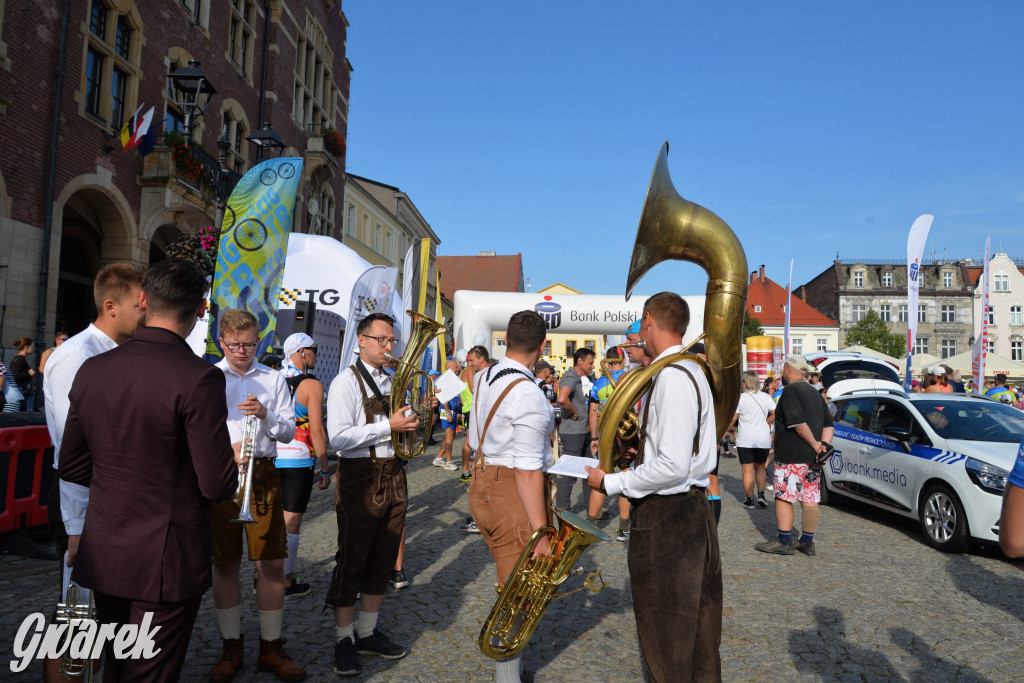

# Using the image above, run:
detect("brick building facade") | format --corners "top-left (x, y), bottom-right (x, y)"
top-left (0, 0), bottom-right (350, 351)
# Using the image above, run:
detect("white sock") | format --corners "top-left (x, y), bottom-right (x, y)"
top-left (336, 624), bottom-right (355, 643)
top-left (495, 655), bottom-right (521, 683)
top-left (259, 609), bottom-right (283, 641)
top-left (216, 605), bottom-right (242, 640)
top-left (356, 610), bottom-right (379, 639)
top-left (285, 533), bottom-right (300, 578)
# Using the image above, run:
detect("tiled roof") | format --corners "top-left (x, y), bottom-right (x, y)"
top-left (437, 254), bottom-right (524, 300)
top-left (748, 271), bottom-right (838, 326)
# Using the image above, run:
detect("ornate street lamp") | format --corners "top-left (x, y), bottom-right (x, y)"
top-left (246, 122), bottom-right (285, 160)
top-left (167, 60), bottom-right (217, 147)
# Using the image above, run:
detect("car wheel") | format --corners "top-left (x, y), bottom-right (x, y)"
top-left (919, 484), bottom-right (969, 553)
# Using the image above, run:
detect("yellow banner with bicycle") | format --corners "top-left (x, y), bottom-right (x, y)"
top-left (207, 156), bottom-right (304, 361)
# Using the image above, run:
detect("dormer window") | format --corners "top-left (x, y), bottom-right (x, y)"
top-left (853, 271), bottom-right (864, 288)
top-left (882, 271), bottom-right (893, 287)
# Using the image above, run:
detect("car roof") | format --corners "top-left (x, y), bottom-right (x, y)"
top-left (834, 390), bottom-right (998, 404)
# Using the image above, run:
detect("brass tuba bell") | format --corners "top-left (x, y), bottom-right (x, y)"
top-left (385, 310), bottom-right (445, 460)
top-left (597, 142), bottom-right (748, 472)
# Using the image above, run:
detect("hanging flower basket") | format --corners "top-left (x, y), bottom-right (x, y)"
top-left (166, 225), bottom-right (219, 278)
top-left (322, 127), bottom-right (346, 157)
top-left (162, 130), bottom-right (205, 177)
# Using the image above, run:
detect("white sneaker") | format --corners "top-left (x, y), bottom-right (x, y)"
top-left (443, 461), bottom-right (458, 470)
top-left (432, 457), bottom-right (444, 467)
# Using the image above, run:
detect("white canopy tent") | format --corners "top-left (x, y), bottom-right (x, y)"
top-left (935, 350), bottom-right (1024, 381)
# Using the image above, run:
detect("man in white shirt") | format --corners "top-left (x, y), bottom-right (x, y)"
top-left (586, 292), bottom-right (722, 681)
top-left (43, 262), bottom-right (145, 680)
top-left (468, 310), bottom-right (554, 683)
top-left (46, 263), bottom-right (146, 554)
top-left (209, 309), bottom-right (302, 683)
top-left (325, 312), bottom-right (420, 677)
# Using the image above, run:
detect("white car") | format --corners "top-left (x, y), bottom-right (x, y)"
top-left (805, 351), bottom-right (905, 398)
top-left (825, 390), bottom-right (1024, 552)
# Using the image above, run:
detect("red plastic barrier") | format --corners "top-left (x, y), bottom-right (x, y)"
top-left (0, 425), bottom-right (54, 533)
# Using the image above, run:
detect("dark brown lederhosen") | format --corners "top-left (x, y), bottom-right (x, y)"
top-left (325, 365), bottom-right (408, 607)
top-left (627, 364), bottom-right (722, 682)
top-left (468, 376), bottom-right (553, 587)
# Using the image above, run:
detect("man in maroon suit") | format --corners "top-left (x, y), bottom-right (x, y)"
top-left (59, 259), bottom-right (238, 681)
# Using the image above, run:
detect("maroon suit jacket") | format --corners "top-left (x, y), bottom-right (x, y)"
top-left (59, 326), bottom-right (237, 603)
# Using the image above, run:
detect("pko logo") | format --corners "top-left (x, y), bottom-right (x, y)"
top-left (909, 261), bottom-right (920, 283)
top-left (535, 297), bottom-right (562, 330)
top-left (829, 450), bottom-right (844, 476)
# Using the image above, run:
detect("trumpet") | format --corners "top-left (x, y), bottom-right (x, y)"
top-left (233, 412), bottom-right (258, 524)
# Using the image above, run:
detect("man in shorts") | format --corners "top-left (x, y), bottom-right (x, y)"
top-left (432, 359), bottom-right (462, 471)
top-left (210, 309), bottom-right (304, 681)
top-left (755, 355), bottom-right (833, 557)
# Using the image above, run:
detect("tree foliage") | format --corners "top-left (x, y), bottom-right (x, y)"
top-left (743, 312), bottom-right (764, 340)
top-left (843, 309), bottom-right (906, 357)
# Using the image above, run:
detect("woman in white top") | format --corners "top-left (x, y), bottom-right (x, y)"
top-left (727, 370), bottom-right (775, 509)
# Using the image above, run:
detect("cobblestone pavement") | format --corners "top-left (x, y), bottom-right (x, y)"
top-left (4, 434), bottom-right (1024, 681)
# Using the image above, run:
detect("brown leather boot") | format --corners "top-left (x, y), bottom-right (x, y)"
top-left (209, 636), bottom-right (244, 683)
top-left (258, 638), bottom-right (307, 681)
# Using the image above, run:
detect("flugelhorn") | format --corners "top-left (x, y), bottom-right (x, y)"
top-left (597, 142), bottom-right (748, 473)
top-left (233, 412), bottom-right (258, 524)
top-left (385, 310), bottom-right (444, 460)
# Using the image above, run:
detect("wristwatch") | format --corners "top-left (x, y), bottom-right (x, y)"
top-left (598, 476), bottom-right (607, 495)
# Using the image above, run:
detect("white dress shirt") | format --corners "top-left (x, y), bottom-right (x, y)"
top-left (45, 324), bottom-right (118, 469)
top-left (216, 359), bottom-right (295, 457)
top-left (468, 357), bottom-right (554, 471)
top-left (47, 324), bottom-right (119, 535)
top-left (604, 345), bottom-right (715, 498)
top-left (327, 360), bottom-right (395, 459)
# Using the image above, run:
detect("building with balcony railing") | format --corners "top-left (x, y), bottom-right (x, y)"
top-left (798, 258), bottom-right (976, 359)
top-left (0, 0), bottom-right (350, 349)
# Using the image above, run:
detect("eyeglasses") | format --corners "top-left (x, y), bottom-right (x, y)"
top-left (361, 335), bottom-right (398, 347)
top-left (223, 342), bottom-right (258, 352)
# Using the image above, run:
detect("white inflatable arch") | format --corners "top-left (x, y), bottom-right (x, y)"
top-left (453, 290), bottom-right (706, 357)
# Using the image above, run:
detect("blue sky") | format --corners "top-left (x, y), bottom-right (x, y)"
top-left (342, 2), bottom-right (1024, 297)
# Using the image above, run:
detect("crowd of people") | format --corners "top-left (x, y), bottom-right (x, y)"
top-left (23, 256), bottom-right (1024, 682)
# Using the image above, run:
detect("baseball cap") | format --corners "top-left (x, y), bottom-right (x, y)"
top-left (283, 332), bottom-right (316, 358)
top-left (784, 355), bottom-right (813, 374)
top-left (534, 360), bottom-right (554, 374)
top-left (999, 393), bottom-right (1013, 404)
top-left (929, 365), bottom-right (946, 376)
top-left (625, 319), bottom-right (641, 335)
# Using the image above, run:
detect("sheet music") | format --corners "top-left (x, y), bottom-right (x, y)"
top-left (547, 455), bottom-right (599, 479)
top-left (434, 369), bottom-right (468, 404)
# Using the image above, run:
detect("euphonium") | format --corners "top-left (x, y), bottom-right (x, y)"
top-left (385, 310), bottom-right (444, 460)
top-left (478, 511), bottom-right (609, 659)
top-left (597, 142), bottom-right (748, 473)
top-left (233, 413), bottom-right (258, 524)
top-left (55, 581), bottom-right (97, 681)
